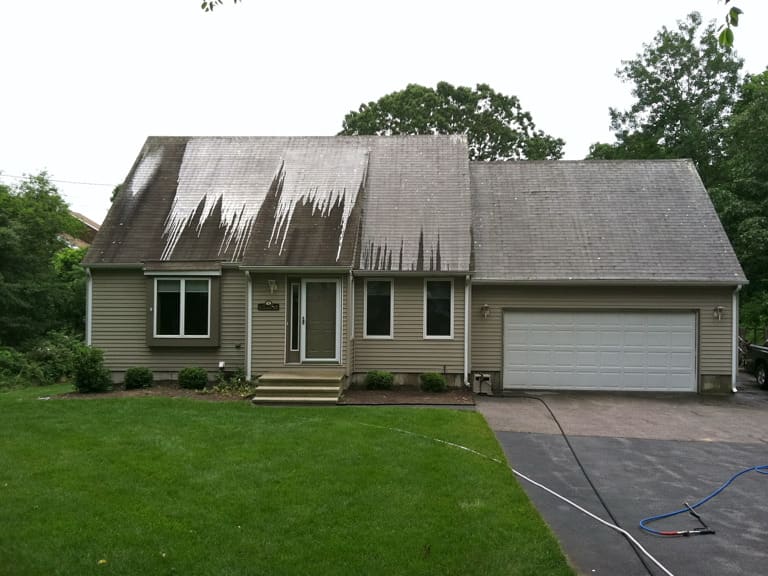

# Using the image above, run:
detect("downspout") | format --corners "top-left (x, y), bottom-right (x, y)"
top-left (245, 271), bottom-right (253, 381)
top-left (464, 274), bottom-right (471, 387)
top-left (732, 285), bottom-right (741, 393)
top-left (85, 268), bottom-right (93, 346)
top-left (348, 270), bottom-right (354, 378)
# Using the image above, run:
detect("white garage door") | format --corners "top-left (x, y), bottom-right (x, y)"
top-left (503, 310), bottom-right (696, 392)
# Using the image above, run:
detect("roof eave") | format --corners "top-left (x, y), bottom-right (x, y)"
top-left (472, 278), bottom-right (748, 287)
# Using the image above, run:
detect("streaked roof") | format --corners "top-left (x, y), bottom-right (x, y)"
top-left (85, 136), bottom-right (370, 267)
top-left (470, 160), bottom-right (746, 284)
top-left (357, 135), bottom-right (471, 272)
top-left (84, 135), bottom-right (472, 271)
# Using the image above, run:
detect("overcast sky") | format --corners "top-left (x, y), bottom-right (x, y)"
top-left (2, 0), bottom-right (766, 223)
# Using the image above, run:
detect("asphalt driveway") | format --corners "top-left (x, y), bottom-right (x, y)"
top-left (476, 374), bottom-right (768, 576)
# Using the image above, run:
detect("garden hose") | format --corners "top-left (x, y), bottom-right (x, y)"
top-left (639, 465), bottom-right (768, 536)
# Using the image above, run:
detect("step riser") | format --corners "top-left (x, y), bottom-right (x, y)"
top-left (254, 388), bottom-right (339, 399)
top-left (251, 396), bottom-right (338, 405)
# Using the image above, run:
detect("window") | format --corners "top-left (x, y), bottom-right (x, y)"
top-left (424, 279), bottom-right (452, 338)
top-left (290, 282), bottom-right (300, 351)
top-left (155, 278), bottom-right (210, 337)
top-left (365, 279), bottom-right (393, 338)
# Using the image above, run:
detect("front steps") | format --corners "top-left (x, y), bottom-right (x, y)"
top-left (251, 370), bottom-right (345, 405)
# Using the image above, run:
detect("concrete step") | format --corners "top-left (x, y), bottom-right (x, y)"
top-left (253, 385), bottom-right (340, 398)
top-left (257, 371), bottom-right (345, 385)
top-left (251, 395), bottom-right (338, 405)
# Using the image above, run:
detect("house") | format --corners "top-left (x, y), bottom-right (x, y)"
top-left (83, 136), bottom-right (746, 398)
top-left (62, 210), bottom-right (101, 249)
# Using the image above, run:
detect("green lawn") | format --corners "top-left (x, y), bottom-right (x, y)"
top-left (0, 385), bottom-right (574, 576)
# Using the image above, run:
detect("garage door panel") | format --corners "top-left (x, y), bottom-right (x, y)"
top-left (503, 310), bottom-right (696, 392)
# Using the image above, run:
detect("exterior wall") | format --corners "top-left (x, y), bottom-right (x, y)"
top-left (249, 273), bottom-right (349, 374)
top-left (470, 285), bottom-right (736, 392)
top-left (91, 268), bottom-right (247, 380)
top-left (352, 276), bottom-right (466, 378)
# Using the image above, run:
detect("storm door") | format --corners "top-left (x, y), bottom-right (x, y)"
top-left (300, 279), bottom-right (340, 362)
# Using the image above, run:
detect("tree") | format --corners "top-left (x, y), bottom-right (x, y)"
top-left (588, 12), bottom-right (743, 187)
top-left (718, 1), bottom-right (743, 47)
top-left (339, 82), bottom-right (565, 161)
top-left (0, 173), bottom-right (85, 346)
top-left (200, 0), bottom-right (240, 11)
top-left (709, 70), bottom-right (768, 327)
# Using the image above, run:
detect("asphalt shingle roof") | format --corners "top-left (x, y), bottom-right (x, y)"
top-left (357, 135), bottom-right (471, 272)
top-left (470, 160), bottom-right (746, 284)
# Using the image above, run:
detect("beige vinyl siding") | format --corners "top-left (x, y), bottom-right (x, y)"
top-left (249, 274), bottom-right (348, 373)
top-left (91, 268), bottom-right (246, 375)
top-left (471, 285), bottom-right (734, 377)
top-left (353, 277), bottom-right (465, 374)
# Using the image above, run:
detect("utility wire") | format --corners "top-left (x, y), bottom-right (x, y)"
top-left (0, 173), bottom-right (115, 187)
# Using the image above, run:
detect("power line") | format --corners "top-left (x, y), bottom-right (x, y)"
top-left (0, 173), bottom-right (115, 187)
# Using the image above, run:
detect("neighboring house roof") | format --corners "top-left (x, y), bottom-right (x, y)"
top-left (62, 210), bottom-right (101, 249)
top-left (83, 135), bottom-right (472, 272)
top-left (470, 160), bottom-right (747, 284)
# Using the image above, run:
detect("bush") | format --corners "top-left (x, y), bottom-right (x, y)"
top-left (420, 372), bottom-right (447, 393)
top-left (124, 367), bottom-right (153, 390)
top-left (179, 367), bottom-right (208, 390)
top-left (365, 370), bottom-right (394, 390)
top-left (25, 331), bottom-right (86, 384)
top-left (205, 369), bottom-right (256, 397)
top-left (73, 346), bottom-right (112, 393)
top-left (0, 347), bottom-right (46, 389)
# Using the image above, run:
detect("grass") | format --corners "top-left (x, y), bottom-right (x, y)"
top-left (0, 385), bottom-right (574, 576)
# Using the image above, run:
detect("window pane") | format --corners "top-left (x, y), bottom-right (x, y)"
top-left (426, 281), bottom-right (451, 336)
top-left (156, 281), bottom-right (181, 335)
top-left (184, 281), bottom-right (209, 336)
top-left (366, 280), bottom-right (391, 336)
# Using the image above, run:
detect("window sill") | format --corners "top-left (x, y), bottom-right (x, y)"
top-left (148, 337), bottom-right (220, 348)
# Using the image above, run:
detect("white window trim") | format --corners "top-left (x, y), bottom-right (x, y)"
top-left (423, 278), bottom-right (454, 339)
top-left (363, 278), bottom-right (394, 339)
top-left (153, 277), bottom-right (211, 339)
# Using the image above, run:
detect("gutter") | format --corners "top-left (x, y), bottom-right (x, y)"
top-left (245, 271), bottom-right (253, 381)
top-left (732, 285), bottom-right (741, 393)
top-left (472, 278), bottom-right (749, 287)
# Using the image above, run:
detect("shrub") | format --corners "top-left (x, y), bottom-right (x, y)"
top-left (365, 370), bottom-right (394, 390)
top-left (124, 367), bottom-right (153, 390)
top-left (73, 346), bottom-right (112, 393)
top-left (0, 347), bottom-right (46, 389)
top-left (420, 372), bottom-right (447, 393)
top-left (206, 369), bottom-right (256, 397)
top-left (25, 331), bottom-right (86, 384)
top-left (179, 367), bottom-right (208, 390)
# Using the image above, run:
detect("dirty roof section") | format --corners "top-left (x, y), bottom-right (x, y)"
top-left (84, 137), bottom-right (370, 267)
top-left (357, 135), bottom-right (471, 272)
top-left (470, 160), bottom-right (746, 284)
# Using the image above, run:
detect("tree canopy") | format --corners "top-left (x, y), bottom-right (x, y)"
top-left (339, 82), bottom-right (564, 161)
top-left (588, 12), bottom-right (743, 187)
top-left (0, 174), bottom-right (86, 346)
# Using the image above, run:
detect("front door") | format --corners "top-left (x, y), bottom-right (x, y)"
top-left (300, 279), bottom-right (340, 362)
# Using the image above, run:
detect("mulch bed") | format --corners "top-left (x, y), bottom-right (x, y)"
top-left (55, 384), bottom-right (476, 406)
top-left (56, 383), bottom-right (247, 402)
top-left (340, 386), bottom-right (475, 406)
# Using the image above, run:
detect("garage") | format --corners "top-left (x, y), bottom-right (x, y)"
top-left (503, 310), bottom-right (697, 392)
